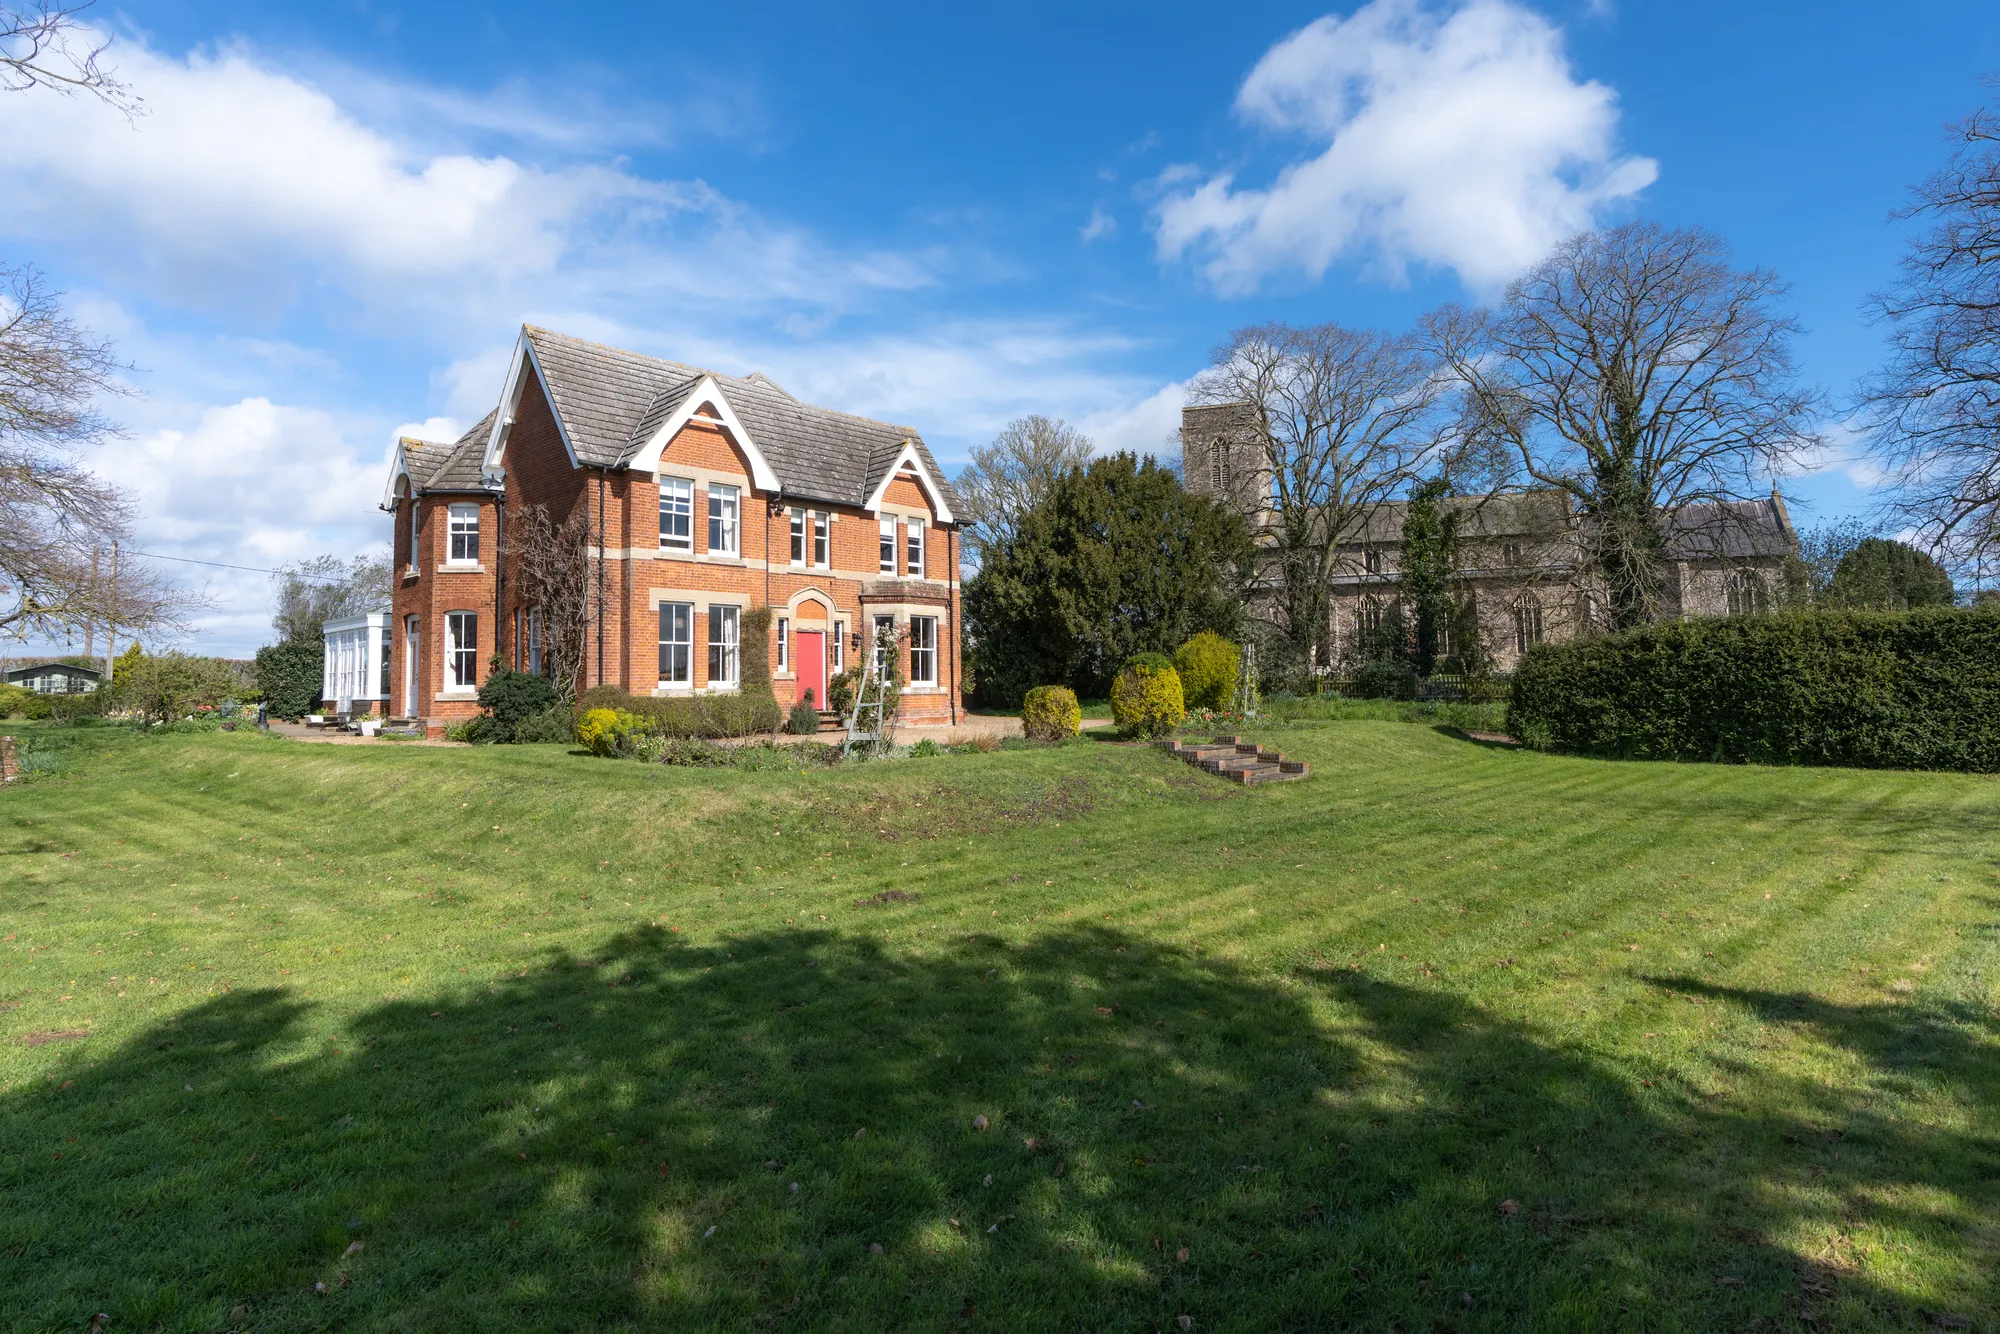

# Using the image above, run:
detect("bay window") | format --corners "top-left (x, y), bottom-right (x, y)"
top-left (659, 476), bottom-right (693, 551)
top-left (707, 604), bottom-right (740, 686)
top-left (659, 602), bottom-right (692, 684)
top-left (872, 614), bottom-right (895, 678)
top-left (707, 484), bottom-right (739, 555)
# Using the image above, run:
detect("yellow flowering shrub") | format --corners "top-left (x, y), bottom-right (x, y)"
top-left (1174, 632), bottom-right (1240, 710)
top-left (1109, 656), bottom-right (1185, 737)
top-left (1020, 685), bottom-right (1082, 741)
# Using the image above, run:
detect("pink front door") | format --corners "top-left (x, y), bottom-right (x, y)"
top-left (796, 631), bottom-right (826, 710)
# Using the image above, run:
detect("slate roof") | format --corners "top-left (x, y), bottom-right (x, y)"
top-left (1662, 498), bottom-right (1797, 561)
top-left (519, 327), bottom-right (959, 514)
top-left (401, 412), bottom-right (498, 495)
top-left (1338, 490), bottom-right (1792, 561)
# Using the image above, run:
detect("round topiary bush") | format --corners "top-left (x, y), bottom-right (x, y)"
top-left (1174, 632), bottom-right (1240, 710)
top-left (1109, 657), bottom-right (1185, 737)
top-left (1020, 685), bottom-right (1082, 741)
top-left (476, 669), bottom-right (559, 741)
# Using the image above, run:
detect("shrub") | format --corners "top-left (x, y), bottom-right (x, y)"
top-left (0, 684), bottom-right (37, 718)
top-left (1109, 658), bottom-right (1184, 737)
top-left (573, 687), bottom-right (782, 739)
top-left (787, 687), bottom-right (821, 736)
top-left (1351, 659), bottom-right (1416, 701)
top-left (1173, 632), bottom-right (1240, 710)
top-left (253, 640), bottom-right (322, 720)
top-left (477, 670), bottom-right (559, 741)
top-left (117, 652), bottom-right (244, 726)
top-left (1020, 685), bottom-right (1082, 741)
top-left (510, 704), bottom-right (574, 744)
top-left (742, 606), bottom-right (777, 705)
top-left (1507, 607), bottom-right (2000, 771)
top-left (574, 708), bottom-right (630, 757)
top-left (908, 737), bottom-right (946, 758)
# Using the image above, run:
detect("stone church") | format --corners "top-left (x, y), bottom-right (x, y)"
top-left (1181, 402), bottom-right (1799, 672)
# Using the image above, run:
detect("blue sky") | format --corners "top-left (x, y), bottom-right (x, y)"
top-left (6, 0), bottom-right (1998, 655)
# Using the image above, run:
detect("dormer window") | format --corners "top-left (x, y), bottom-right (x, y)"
top-left (448, 504), bottom-right (480, 564)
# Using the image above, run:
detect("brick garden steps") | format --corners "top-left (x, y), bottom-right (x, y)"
top-left (1158, 734), bottom-right (1309, 785)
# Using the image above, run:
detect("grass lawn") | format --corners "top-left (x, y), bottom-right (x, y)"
top-left (1, 720), bottom-right (1995, 1332)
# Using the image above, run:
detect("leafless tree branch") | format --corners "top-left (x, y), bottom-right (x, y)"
top-left (1, 1), bottom-right (139, 111)
top-left (1187, 322), bottom-right (1446, 668)
top-left (508, 503), bottom-right (596, 704)
top-left (1860, 96), bottom-right (2000, 566)
top-left (1426, 222), bottom-right (1820, 628)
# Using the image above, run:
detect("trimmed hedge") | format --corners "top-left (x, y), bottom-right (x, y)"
top-left (575, 685), bottom-right (783, 739)
top-left (1021, 685), bottom-right (1082, 741)
top-left (1507, 607), bottom-right (2000, 771)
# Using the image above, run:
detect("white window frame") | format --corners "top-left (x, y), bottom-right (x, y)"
top-left (879, 516), bottom-right (896, 573)
top-left (813, 511), bottom-right (830, 568)
top-left (527, 608), bottom-right (544, 676)
top-left (445, 611), bottom-right (478, 691)
top-left (659, 476), bottom-right (694, 551)
top-left (707, 484), bottom-right (740, 556)
top-left (906, 517), bottom-right (925, 577)
top-left (403, 615), bottom-right (418, 706)
top-left (777, 615), bottom-right (790, 671)
top-left (447, 504), bottom-right (480, 565)
top-left (379, 623), bottom-right (392, 697)
top-left (832, 619), bottom-right (845, 671)
top-left (707, 604), bottom-right (740, 687)
top-left (872, 614), bottom-right (896, 678)
top-left (659, 601), bottom-right (693, 685)
top-left (407, 498), bottom-right (420, 572)
top-left (789, 509), bottom-right (806, 566)
top-left (909, 615), bottom-right (937, 685)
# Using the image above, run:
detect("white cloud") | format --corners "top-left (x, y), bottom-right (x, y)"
top-left (1077, 381), bottom-right (1191, 461)
top-left (90, 398), bottom-right (397, 655)
top-left (1784, 419), bottom-right (1888, 490)
top-left (1081, 207), bottom-right (1118, 242)
top-left (1152, 0), bottom-right (1657, 295)
top-left (0, 34), bottom-right (936, 326)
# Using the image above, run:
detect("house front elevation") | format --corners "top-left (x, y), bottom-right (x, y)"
top-left (381, 326), bottom-right (965, 731)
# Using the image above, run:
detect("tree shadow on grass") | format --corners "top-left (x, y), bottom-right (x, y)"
top-left (1, 932), bottom-right (1991, 1332)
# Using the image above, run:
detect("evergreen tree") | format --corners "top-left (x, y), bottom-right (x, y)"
top-left (1830, 538), bottom-right (1956, 610)
top-left (963, 453), bottom-right (1251, 706)
top-left (1398, 477), bottom-right (1462, 676)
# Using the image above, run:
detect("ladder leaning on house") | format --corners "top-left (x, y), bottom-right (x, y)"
top-left (841, 656), bottom-right (889, 758)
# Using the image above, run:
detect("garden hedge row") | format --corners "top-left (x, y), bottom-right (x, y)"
top-left (575, 685), bottom-right (783, 738)
top-left (1507, 607), bottom-right (2000, 771)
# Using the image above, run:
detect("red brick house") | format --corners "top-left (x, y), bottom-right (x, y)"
top-left (382, 326), bottom-right (966, 731)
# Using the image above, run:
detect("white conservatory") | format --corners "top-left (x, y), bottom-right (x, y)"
top-left (322, 612), bottom-right (392, 714)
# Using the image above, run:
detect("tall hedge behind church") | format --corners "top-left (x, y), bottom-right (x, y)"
top-left (1507, 608), bottom-right (2000, 771)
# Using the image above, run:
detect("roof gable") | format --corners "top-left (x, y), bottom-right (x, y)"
top-left (475, 326), bottom-right (960, 515)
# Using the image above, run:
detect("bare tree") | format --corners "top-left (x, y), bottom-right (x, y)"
top-left (1860, 97), bottom-right (2000, 567)
top-left (0, 265), bottom-right (194, 642)
top-left (1187, 322), bottom-right (1444, 672)
top-left (954, 415), bottom-right (1095, 565)
top-left (508, 503), bottom-right (596, 704)
top-left (270, 554), bottom-right (392, 644)
top-left (2, 1), bottom-right (137, 109)
top-left (1426, 222), bottom-right (1820, 629)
